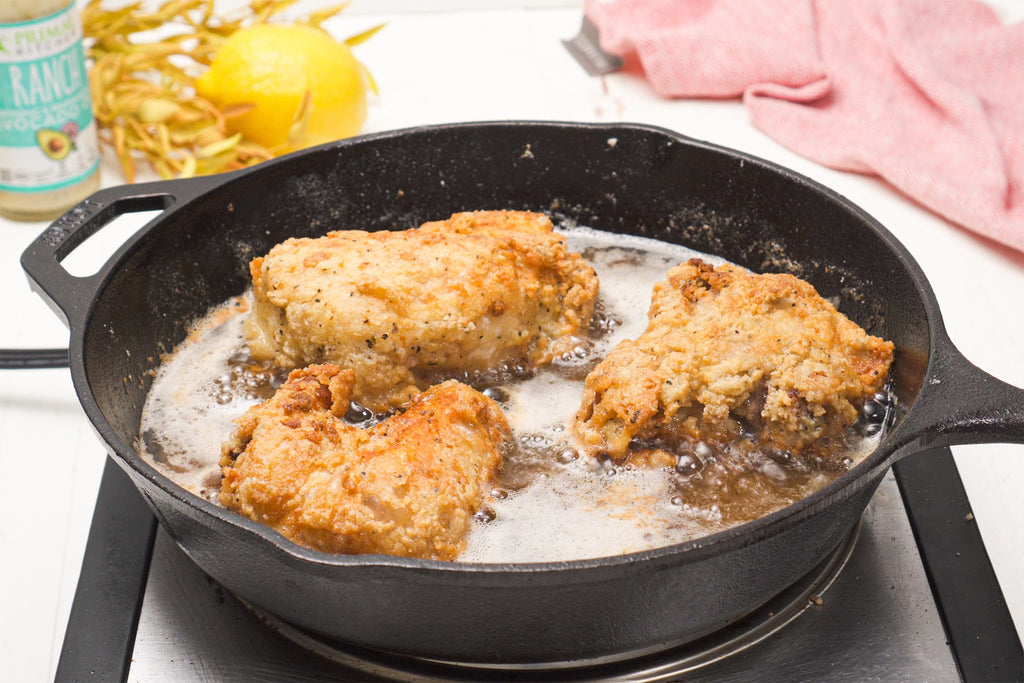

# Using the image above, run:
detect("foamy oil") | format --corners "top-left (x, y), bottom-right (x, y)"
top-left (138, 226), bottom-right (890, 563)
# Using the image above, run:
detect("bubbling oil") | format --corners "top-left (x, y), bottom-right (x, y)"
top-left (138, 227), bottom-right (890, 563)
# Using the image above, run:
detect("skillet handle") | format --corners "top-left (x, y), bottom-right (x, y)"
top-left (20, 177), bottom-right (215, 331)
top-left (895, 327), bottom-right (1024, 450)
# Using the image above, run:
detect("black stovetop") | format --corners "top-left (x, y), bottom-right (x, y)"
top-left (55, 446), bottom-right (1022, 682)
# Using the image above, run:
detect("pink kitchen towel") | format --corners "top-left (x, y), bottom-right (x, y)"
top-left (585, 0), bottom-right (1024, 254)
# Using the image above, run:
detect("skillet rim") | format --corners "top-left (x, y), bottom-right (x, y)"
top-left (67, 120), bottom-right (943, 576)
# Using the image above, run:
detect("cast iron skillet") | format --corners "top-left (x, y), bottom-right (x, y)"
top-left (20, 122), bottom-right (1024, 666)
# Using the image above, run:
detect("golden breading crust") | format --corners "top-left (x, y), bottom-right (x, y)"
top-left (220, 364), bottom-right (510, 560)
top-left (573, 259), bottom-right (895, 463)
top-left (243, 210), bottom-right (598, 411)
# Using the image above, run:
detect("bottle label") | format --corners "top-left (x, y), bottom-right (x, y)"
top-left (0, 5), bottom-right (100, 193)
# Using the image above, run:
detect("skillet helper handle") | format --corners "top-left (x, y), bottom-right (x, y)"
top-left (19, 178), bottom-right (210, 331)
top-left (0, 348), bottom-right (68, 369)
top-left (898, 328), bottom-right (1024, 449)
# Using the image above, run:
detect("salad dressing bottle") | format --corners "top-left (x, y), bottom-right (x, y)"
top-left (0, 0), bottom-right (100, 221)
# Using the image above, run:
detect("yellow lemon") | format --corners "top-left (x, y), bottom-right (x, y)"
top-left (196, 24), bottom-right (367, 152)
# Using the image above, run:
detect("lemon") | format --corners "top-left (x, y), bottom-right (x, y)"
top-left (196, 24), bottom-right (367, 152)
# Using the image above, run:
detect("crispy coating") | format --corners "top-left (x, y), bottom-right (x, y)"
top-left (244, 210), bottom-right (598, 411)
top-left (220, 364), bottom-right (510, 560)
top-left (573, 259), bottom-right (895, 463)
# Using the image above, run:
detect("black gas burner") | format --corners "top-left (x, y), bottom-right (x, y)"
top-left (238, 524), bottom-right (859, 681)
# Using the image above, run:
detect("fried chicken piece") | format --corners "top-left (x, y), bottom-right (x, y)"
top-left (220, 364), bottom-right (510, 560)
top-left (244, 210), bottom-right (598, 411)
top-left (573, 259), bottom-right (895, 463)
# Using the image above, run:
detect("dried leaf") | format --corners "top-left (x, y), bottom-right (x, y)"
top-left (359, 61), bottom-right (379, 97)
top-left (137, 98), bottom-right (181, 123)
top-left (343, 22), bottom-right (384, 48)
top-left (306, 2), bottom-right (350, 28)
top-left (179, 155), bottom-right (198, 178)
top-left (219, 102), bottom-right (257, 119)
top-left (198, 132), bottom-right (243, 158)
top-left (155, 123), bottom-right (172, 155)
top-left (195, 126), bottom-right (228, 148)
top-left (111, 125), bottom-right (136, 183)
top-left (285, 89), bottom-right (313, 150)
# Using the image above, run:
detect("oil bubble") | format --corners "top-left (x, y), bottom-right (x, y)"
top-left (474, 506), bottom-right (497, 523)
top-left (483, 386), bottom-right (509, 403)
top-left (557, 447), bottom-right (579, 464)
top-left (675, 453), bottom-right (702, 476)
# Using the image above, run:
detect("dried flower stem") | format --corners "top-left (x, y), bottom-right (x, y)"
top-left (83, 0), bottom-right (380, 181)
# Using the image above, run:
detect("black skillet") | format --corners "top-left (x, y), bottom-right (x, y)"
top-left (17, 121), bottom-right (1024, 665)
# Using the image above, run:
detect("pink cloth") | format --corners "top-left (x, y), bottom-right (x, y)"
top-left (585, 0), bottom-right (1024, 253)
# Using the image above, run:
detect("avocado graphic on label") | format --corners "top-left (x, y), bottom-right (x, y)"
top-left (37, 129), bottom-right (73, 161)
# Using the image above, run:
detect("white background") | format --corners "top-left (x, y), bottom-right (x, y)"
top-left (1, 1), bottom-right (1022, 680)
